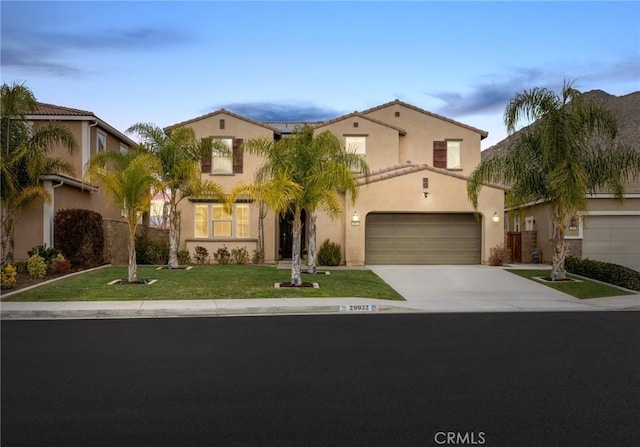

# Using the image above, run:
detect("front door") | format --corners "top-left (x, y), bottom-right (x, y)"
top-left (278, 210), bottom-right (306, 260)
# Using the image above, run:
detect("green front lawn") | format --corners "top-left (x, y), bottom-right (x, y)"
top-left (506, 269), bottom-right (635, 299)
top-left (2, 265), bottom-right (404, 302)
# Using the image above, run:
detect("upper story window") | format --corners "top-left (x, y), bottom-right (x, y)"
top-left (433, 139), bottom-right (462, 170)
top-left (97, 131), bottom-right (107, 153)
top-left (212, 138), bottom-right (233, 174)
top-left (345, 136), bottom-right (366, 157)
top-left (202, 138), bottom-right (244, 175)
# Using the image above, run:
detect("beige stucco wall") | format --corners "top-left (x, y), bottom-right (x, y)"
top-left (506, 196), bottom-right (640, 263)
top-left (315, 118), bottom-right (401, 169)
top-left (315, 169), bottom-right (504, 266)
top-left (176, 112), bottom-right (279, 262)
top-left (364, 104), bottom-right (483, 176)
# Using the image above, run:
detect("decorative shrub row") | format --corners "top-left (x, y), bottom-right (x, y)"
top-left (54, 209), bottom-right (105, 268)
top-left (192, 246), bottom-right (254, 265)
top-left (565, 256), bottom-right (640, 292)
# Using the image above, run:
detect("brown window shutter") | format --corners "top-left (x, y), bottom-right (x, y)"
top-left (233, 138), bottom-right (244, 174)
top-left (201, 152), bottom-right (211, 173)
top-left (433, 141), bottom-right (447, 168)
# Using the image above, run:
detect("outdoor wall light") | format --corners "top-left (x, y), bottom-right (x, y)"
top-left (492, 212), bottom-right (500, 223)
top-left (351, 211), bottom-right (360, 226)
top-left (423, 191), bottom-right (430, 198)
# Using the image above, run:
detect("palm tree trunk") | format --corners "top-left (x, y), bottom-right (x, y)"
top-left (128, 228), bottom-right (138, 283)
top-left (1, 204), bottom-right (15, 264)
top-left (167, 198), bottom-right (180, 268)
top-left (258, 201), bottom-right (266, 256)
top-left (551, 218), bottom-right (568, 281)
top-left (290, 206), bottom-right (302, 286)
top-left (307, 211), bottom-right (317, 274)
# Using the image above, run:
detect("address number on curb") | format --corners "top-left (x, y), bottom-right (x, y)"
top-left (339, 304), bottom-right (380, 312)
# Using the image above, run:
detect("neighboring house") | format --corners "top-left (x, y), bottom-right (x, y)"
top-left (483, 90), bottom-right (640, 271)
top-left (12, 103), bottom-right (135, 260)
top-left (168, 100), bottom-right (505, 266)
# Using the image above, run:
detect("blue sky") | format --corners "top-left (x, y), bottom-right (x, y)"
top-left (2, 1), bottom-right (639, 149)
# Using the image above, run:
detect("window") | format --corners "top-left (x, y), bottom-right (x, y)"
top-left (514, 215), bottom-right (521, 232)
top-left (433, 140), bottom-right (462, 169)
top-left (120, 143), bottom-right (128, 154)
top-left (212, 204), bottom-right (232, 236)
top-left (195, 205), bottom-right (209, 238)
top-left (345, 136), bottom-right (366, 156)
top-left (212, 138), bottom-right (233, 174)
top-left (446, 140), bottom-right (461, 169)
top-left (525, 216), bottom-right (535, 231)
top-left (195, 204), bottom-right (250, 238)
top-left (236, 204), bottom-right (249, 238)
top-left (97, 131), bottom-right (106, 153)
top-left (219, 119), bottom-right (225, 130)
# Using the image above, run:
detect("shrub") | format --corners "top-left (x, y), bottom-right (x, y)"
top-left (177, 250), bottom-right (192, 266)
top-left (488, 244), bottom-right (510, 266)
top-left (27, 254), bottom-right (47, 279)
top-left (565, 256), bottom-right (640, 292)
top-left (214, 246), bottom-right (231, 265)
top-left (14, 260), bottom-right (28, 275)
top-left (51, 254), bottom-right (72, 275)
top-left (1, 264), bottom-right (17, 289)
top-left (193, 246), bottom-right (209, 265)
top-left (317, 239), bottom-right (341, 266)
top-left (231, 247), bottom-right (250, 265)
top-left (28, 244), bottom-right (59, 264)
top-left (135, 234), bottom-right (169, 265)
top-left (252, 249), bottom-right (265, 265)
top-left (55, 209), bottom-right (105, 268)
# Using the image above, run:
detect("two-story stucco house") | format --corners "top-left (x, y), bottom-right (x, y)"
top-left (168, 100), bottom-right (506, 266)
top-left (12, 103), bottom-right (135, 260)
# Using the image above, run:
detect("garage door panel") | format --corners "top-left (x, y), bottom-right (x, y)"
top-left (582, 215), bottom-right (640, 271)
top-left (365, 213), bottom-right (481, 265)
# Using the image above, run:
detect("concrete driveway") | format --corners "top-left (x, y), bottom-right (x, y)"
top-left (368, 265), bottom-right (640, 312)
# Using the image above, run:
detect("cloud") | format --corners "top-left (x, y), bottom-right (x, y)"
top-left (211, 102), bottom-right (344, 122)
top-left (429, 59), bottom-right (639, 117)
top-left (1, 26), bottom-right (192, 77)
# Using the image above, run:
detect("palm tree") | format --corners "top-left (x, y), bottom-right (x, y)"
top-left (85, 150), bottom-right (163, 282)
top-left (126, 123), bottom-right (228, 268)
top-left (1, 82), bottom-right (77, 264)
top-left (468, 81), bottom-right (640, 280)
top-left (242, 125), bottom-right (367, 285)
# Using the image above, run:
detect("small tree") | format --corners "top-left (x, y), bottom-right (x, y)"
top-left (85, 150), bottom-right (163, 282)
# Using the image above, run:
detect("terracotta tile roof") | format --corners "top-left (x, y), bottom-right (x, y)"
top-left (32, 102), bottom-right (95, 116)
top-left (314, 111), bottom-right (407, 135)
top-left (166, 109), bottom-right (282, 134)
top-left (360, 99), bottom-right (489, 139)
top-left (355, 162), bottom-right (507, 190)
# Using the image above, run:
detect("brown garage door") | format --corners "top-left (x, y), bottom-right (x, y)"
top-left (365, 213), bottom-right (481, 264)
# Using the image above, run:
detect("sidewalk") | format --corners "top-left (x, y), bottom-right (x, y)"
top-left (1, 264), bottom-right (638, 320)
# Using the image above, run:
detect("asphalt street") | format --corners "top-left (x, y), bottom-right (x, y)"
top-left (2, 312), bottom-right (639, 447)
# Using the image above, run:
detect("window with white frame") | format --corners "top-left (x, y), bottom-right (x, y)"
top-left (194, 204), bottom-right (250, 238)
top-left (212, 138), bottom-right (233, 174)
top-left (514, 215), bottom-right (521, 232)
top-left (235, 204), bottom-right (250, 238)
top-left (345, 136), bottom-right (366, 157)
top-left (525, 216), bottom-right (535, 231)
top-left (446, 140), bottom-right (461, 170)
top-left (97, 131), bottom-right (107, 153)
top-left (212, 204), bottom-right (232, 236)
top-left (194, 205), bottom-right (209, 238)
